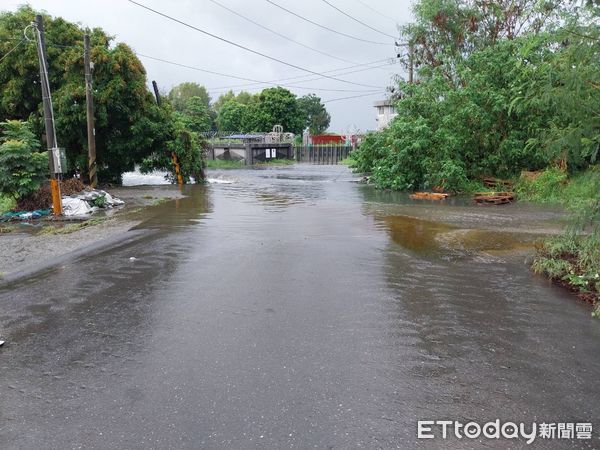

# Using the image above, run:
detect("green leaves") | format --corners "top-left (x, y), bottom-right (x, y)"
top-left (0, 6), bottom-right (172, 184)
top-left (216, 100), bottom-right (249, 132)
top-left (354, 1), bottom-right (599, 193)
top-left (0, 121), bottom-right (47, 200)
top-left (297, 94), bottom-right (330, 135)
top-left (213, 88), bottom-right (327, 135)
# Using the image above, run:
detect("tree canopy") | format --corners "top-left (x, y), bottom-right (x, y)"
top-left (352, 0), bottom-right (599, 192)
top-left (0, 6), bottom-right (171, 183)
top-left (216, 100), bottom-right (249, 132)
top-left (213, 88), bottom-right (327, 134)
top-left (168, 82), bottom-right (211, 112)
top-left (297, 94), bottom-right (330, 135)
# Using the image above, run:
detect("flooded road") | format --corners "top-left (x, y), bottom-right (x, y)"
top-left (1, 165), bottom-right (599, 449)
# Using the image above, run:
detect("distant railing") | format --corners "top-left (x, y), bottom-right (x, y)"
top-left (201, 130), bottom-right (295, 144)
top-left (294, 145), bottom-right (351, 165)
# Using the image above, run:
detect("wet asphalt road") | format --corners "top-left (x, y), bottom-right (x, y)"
top-left (1, 165), bottom-right (599, 449)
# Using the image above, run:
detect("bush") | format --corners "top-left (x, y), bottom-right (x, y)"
top-left (0, 120), bottom-right (47, 200)
top-left (515, 167), bottom-right (568, 203)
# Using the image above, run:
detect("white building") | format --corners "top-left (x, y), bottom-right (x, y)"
top-left (374, 100), bottom-right (397, 130)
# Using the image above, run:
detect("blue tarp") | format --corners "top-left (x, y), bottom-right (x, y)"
top-left (1, 209), bottom-right (51, 222)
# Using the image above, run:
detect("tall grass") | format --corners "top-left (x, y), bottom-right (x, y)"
top-left (523, 166), bottom-right (600, 314)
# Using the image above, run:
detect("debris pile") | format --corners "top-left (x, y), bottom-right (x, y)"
top-left (62, 189), bottom-right (124, 217)
top-left (1, 184), bottom-right (124, 220)
top-left (473, 191), bottom-right (516, 205)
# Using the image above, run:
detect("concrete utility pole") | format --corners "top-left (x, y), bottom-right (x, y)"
top-left (84, 34), bottom-right (98, 188)
top-left (34, 15), bottom-right (62, 215)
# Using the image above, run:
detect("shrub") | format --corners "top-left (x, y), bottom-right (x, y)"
top-left (0, 120), bottom-right (47, 200)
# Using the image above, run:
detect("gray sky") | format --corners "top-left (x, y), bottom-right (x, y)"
top-left (3, 0), bottom-right (414, 132)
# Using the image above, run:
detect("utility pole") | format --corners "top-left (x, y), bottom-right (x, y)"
top-left (84, 34), bottom-right (98, 188)
top-left (34, 15), bottom-right (62, 215)
top-left (152, 80), bottom-right (161, 106)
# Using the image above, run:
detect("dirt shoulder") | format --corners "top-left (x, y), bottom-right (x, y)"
top-left (0, 186), bottom-right (185, 279)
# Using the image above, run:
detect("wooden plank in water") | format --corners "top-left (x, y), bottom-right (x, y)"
top-left (473, 192), bottom-right (515, 205)
top-left (409, 192), bottom-right (449, 200)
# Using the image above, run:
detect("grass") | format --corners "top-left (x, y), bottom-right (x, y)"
top-left (253, 159), bottom-right (295, 166)
top-left (515, 166), bottom-right (600, 206)
top-left (339, 156), bottom-right (356, 167)
top-left (38, 218), bottom-right (105, 235)
top-left (151, 198), bottom-right (170, 206)
top-left (206, 159), bottom-right (296, 169)
top-left (206, 159), bottom-right (245, 169)
top-left (522, 166), bottom-right (600, 315)
top-left (0, 195), bottom-right (16, 214)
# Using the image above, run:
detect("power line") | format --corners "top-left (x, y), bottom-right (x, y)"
top-left (353, 0), bottom-right (400, 25)
top-left (320, 0), bottom-right (397, 39)
top-left (127, 0), bottom-right (382, 89)
top-left (36, 40), bottom-right (392, 94)
top-left (137, 53), bottom-right (381, 93)
top-left (323, 92), bottom-right (384, 103)
top-left (209, 58), bottom-right (395, 90)
top-left (264, 0), bottom-right (391, 46)
top-left (0, 38), bottom-right (26, 63)
top-left (207, 0), bottom-right (359, 65)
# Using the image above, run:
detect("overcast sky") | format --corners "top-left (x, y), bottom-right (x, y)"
top-left (3, 0), bottom-right (414, 132)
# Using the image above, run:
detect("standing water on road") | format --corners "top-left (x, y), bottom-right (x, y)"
top-left (1, 165), bottom-right (598, 448)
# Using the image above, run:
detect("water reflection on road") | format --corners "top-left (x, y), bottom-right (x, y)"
top-left (1, 165), bottom-right (598, 449)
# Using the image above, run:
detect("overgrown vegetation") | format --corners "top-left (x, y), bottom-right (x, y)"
top-left (0, 120), bottom-right (47, 201)
top-left (352, 1), bottom-right (598, 193)
top-left (351, 0), bottom-right (599, 314)
top-left (0, 6), bottom-right (174, 184)
top-left (523, 167), bottom-right (600, 311)
top-left (205, 159), bottom-right (245, 169)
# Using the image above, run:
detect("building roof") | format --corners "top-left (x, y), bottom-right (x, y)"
top-left (373, 100), bottom-right (395, 107)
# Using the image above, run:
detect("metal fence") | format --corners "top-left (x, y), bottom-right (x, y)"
top-left (294, 145), bottom-right (352, 165)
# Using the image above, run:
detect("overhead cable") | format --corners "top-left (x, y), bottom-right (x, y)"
top-left (127, 0), bottom-right (382, 89)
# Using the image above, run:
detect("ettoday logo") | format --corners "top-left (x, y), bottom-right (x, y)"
top-left (417, 420), bottom-right (593, 444)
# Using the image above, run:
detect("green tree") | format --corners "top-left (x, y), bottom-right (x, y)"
top-left (212, 90), bottom-right (254, 116)
top-left (245, 87), bottom-right (303, 134)
top-left (0, 6), bottom-right (171, 184)
top-left (168, 82), bottom-right (211, 112)
top-left (178, 96), bottom-right (212, 134)
top-left (353, 0), bottom-right (597, 192)
top-left (0, 120), bottom-right (47, 200)
top-left (216, 100), bottom-right (249, 132)
top-left (511, 18), bottom-right (600, 171)
top-left (297, 94), bottom-right (330, 134)
top-left (402, 0), bottom-right (565, 82)
top-left (140, 111), bottom-right (206, 184)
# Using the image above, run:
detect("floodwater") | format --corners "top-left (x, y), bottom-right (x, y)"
top-left (1, 165), bottom-right (599, 449)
